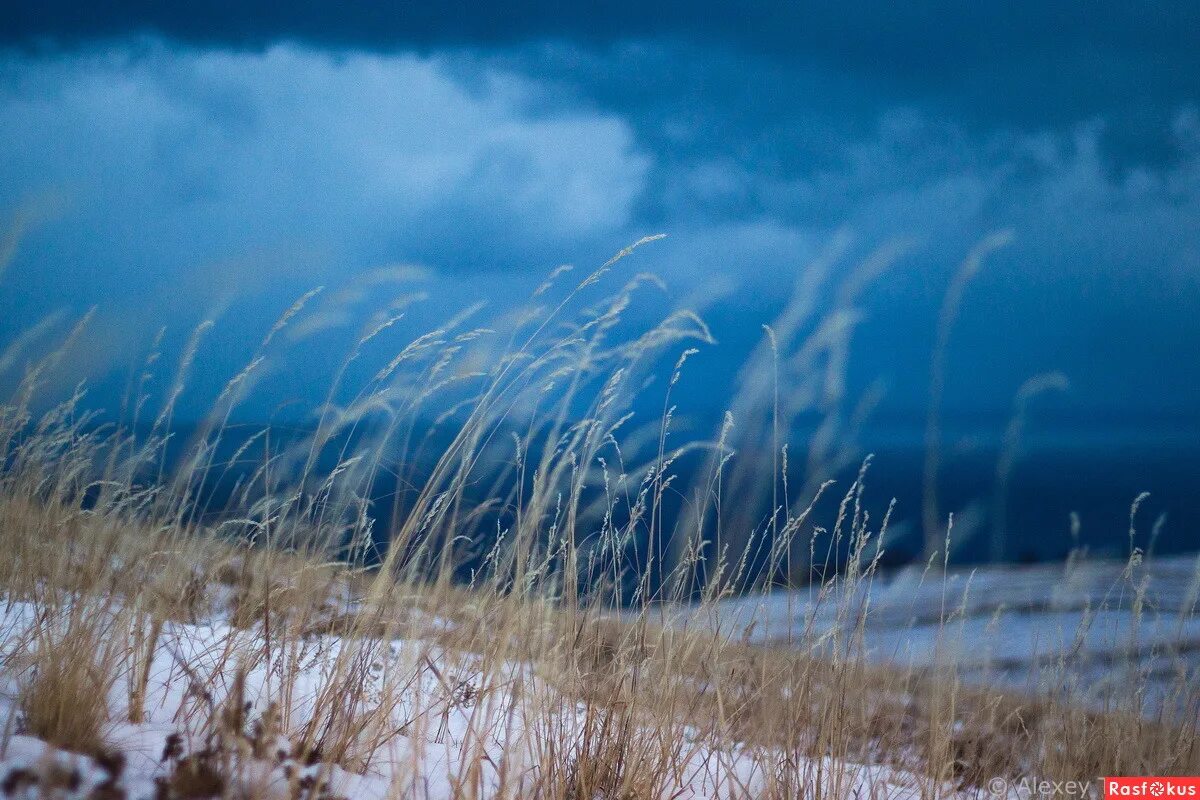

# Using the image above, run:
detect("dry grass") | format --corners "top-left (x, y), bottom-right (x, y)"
top-left (16, 625), bottom-right (117, 757)
top-left (0, 237), bottom-right (1197, 797)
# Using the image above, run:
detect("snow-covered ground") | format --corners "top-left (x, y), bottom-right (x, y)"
top-left (707, 554), bottom-right (1200, 711)
top-left (3, 555), bottom-right (1191, 797)
top-left (0, 595), bottom-right (930, 799)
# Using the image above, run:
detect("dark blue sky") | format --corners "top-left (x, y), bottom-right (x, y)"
top-left (1, 2), bottom-right (1198, 432)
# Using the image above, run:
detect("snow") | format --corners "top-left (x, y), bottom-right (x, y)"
top-left (0, 593), bottom-right (930, 799)
top-left (704, 554), bottom-right (1200, 711)
top-left (5, 554), bottom-right (1181, 796)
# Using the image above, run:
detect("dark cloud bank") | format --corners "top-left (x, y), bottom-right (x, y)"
top-left (1, 2), bottom-right (1198, 558)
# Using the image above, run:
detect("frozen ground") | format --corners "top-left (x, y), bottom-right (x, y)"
top-left (0, 595), bottom-right (929, 799)
top-left (2, 556), bottom-right (1190, 797)
top-left (706, 554), bottom-right (1200, 711)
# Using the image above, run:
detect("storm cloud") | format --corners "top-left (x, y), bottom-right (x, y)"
top-left (1, 6), bottom-right (1198, 428)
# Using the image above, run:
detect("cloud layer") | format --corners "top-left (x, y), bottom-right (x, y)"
top-left (1, 38), bottom-right (1199, 426)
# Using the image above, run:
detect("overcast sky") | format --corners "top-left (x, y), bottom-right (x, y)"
top-left (1, 2), bottom-right (1198, 431)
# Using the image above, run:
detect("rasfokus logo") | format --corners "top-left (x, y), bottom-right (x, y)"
top-left (1106, 778), bottom-right (1200, 798)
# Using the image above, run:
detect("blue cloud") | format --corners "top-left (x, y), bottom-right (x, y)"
top-left (1, 38), bottom-right (1198, 431)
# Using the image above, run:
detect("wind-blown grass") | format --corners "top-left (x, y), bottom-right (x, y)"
top-left (0, 237), bottom-right (1196, 798)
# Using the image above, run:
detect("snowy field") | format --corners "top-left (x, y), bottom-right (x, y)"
top-left (0, 594), bottom-right (932, 799)
top-left (0, 555), bottom-right (1194, 798)
top-left (707, 554), bottom-right (1200, 711)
